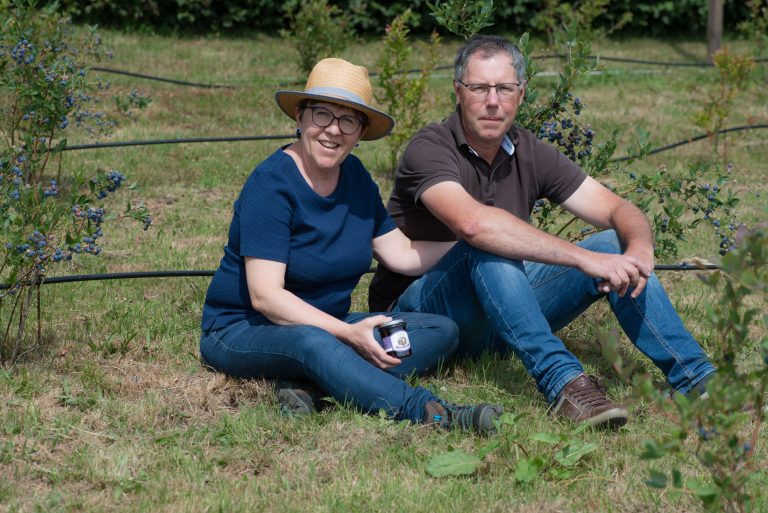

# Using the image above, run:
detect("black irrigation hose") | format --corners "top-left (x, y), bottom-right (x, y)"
top-left (62, 134), bottom-right (295, 151)
top-left (0, 263), bottom-right (722, 290)
top-left (95, 55), bottom-right (768, 89)
top-left (90, 66), bottom-right (235, 89)
top-left (532, 54), bottom-right (768, 67)
top-left (611, 124), bottom-right (768, 162)
top-left (59, 124), bottom-right (767, 157)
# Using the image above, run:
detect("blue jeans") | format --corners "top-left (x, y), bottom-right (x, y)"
top-left (199, 311), bottom-right (458, 423)
top-left (393, 231), bottom-right (715, 403)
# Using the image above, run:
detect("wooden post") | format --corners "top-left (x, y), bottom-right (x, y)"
top-left (707, 0), bottom-right (724, 63)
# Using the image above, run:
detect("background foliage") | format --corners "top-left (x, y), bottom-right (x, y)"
top-left (54, 0), bottom-right (756, 37)
top-left (1, 1), bottom-right (767, 512)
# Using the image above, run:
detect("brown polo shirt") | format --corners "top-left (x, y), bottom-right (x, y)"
top-left (368, 110), bottom-right (587, 312)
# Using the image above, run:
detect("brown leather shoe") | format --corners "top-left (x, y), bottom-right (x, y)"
top-left (550, 374), bottom-right (628, 428)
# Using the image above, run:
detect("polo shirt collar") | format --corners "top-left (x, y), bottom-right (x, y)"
top-left (448, 109), bottom-right (517, 159)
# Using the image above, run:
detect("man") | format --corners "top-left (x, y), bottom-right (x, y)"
top-left (369, 35), bottom-right (715, 428)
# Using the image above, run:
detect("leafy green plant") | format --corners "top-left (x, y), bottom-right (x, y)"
top-left (0, 0), bottom-right (151, 366)
top-left (281, 0), bottom-right (353, 75)
top-left (603, 225), bottom-right (767, 512)
top-left (426, 413), bottom-right (598, 481)
top-left (692, 47), bottom-right (756, 162)
top-left (510, 29), bottom-right (741, 260)
top-left (531, 0), bottom-right (632, 48)
top-left (738, 0), bottom-right (768, 68)
top-left (426, 0), bottom-right (494, 40)
top-left (375, 9), bottom-right (440, 175)
top-left (113, 88), bottom-right (152, 118)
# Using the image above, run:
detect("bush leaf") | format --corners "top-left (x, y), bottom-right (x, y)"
top-left (555, 441), bottom-right (598, 466)
top-left (426, 449), bottom-right (482, 477)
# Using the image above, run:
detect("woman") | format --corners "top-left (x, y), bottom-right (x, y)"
top-left (200, 58), bottom-right (501, 433)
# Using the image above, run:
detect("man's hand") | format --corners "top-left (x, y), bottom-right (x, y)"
top-left (623, 244), bottom-right (655, 298)
top-left (343, 315), bottom-right (401, 369)
top-left (580, 251), bottom-right (648, 298)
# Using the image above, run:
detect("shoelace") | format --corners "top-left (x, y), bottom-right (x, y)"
top-left (436, 399), bottom-right (475, 430)
top-left (569, 375), bottom-right (613, 407)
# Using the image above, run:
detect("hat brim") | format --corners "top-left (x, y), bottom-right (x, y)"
top-left (275, 90), bottom-right (394, 141)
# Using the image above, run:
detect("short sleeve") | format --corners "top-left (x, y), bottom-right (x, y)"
top-left (534, 139), bottom-right (587, 204)
top-left (341, 154), bottom-right (396, 239)
top-left (237, 167), bottom-right (294, 262)
top-left (399, 130), bottom-right (464, 206)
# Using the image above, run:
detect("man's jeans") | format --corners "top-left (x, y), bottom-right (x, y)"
top-left (393, 230), bottom-right (715, 403)
top-left (200, 311), bottom-right (458, 422)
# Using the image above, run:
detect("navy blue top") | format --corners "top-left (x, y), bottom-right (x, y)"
top-left (202, 148), bottom-right (396, 332)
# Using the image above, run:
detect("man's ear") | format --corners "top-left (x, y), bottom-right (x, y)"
top-left (518, 82), bottom-right (526, 107)
top-left (453, 80), bottom-right (462, 105)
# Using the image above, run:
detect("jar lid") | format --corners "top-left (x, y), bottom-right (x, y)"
top-left (378, 319), bottom-right (406, 330)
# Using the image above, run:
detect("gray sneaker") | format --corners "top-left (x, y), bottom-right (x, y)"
top-left (275, 379), bottom-right (319, 416)
top-left (550, 374), bottom-right (628, 428)
top-left (423, 399), bottom-right (503, 434)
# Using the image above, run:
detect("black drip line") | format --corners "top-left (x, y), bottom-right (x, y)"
top-left (59, 124), bottom-right (768, 160)
top-left (0, 263), bottom-right (722, 290)
top-left (90, 66), bottom-right (235, 89)
top-left (93, 55), bottom-right (768, 89)
top-left (62, 134), bottom-right (296, 151)
top-left (611, 124), bottom-right (768, 162)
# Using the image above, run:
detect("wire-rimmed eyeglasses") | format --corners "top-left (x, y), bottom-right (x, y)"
top-left (456, 79), bottom-right (521, 97)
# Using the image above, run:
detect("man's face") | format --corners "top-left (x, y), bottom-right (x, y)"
top-left (454, 52), bottom-right (525, 149)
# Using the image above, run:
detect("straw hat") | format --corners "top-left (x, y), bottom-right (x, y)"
top-left (275, 58), bottom-right (395, 141)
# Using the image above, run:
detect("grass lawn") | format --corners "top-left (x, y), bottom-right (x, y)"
top-left (1, 29), bottom-right (766, 512)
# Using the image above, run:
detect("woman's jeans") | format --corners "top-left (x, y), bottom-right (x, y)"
top-left (200, 312), bottom-right (458, 423)
top-left (393, 230), bottom-right (715, 403)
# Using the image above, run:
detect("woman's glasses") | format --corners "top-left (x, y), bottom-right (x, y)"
top-left (304, 106), bottom-right (364, 135)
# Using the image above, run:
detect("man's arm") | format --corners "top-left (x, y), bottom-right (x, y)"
top-left (561, 176), bottom-right (655, 296)
top-left (420, 177), bottom-right (650, 297)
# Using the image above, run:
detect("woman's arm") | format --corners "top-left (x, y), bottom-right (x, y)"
top-left (372, 228), bottom-right (456, 276)
top-left (245, 257), bottom-right (400, 369)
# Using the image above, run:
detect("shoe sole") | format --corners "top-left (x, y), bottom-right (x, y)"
top-left (276, 385), bottom-right (315, 416)
top-left (476, 404), bottom-right (504, 434)
top-left (583, 407), bottom-right (628, 429)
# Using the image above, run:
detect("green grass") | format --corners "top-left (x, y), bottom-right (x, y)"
top-left (1, 30), bottom-right (767, 512)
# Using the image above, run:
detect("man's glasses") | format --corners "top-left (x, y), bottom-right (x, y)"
top-left (303, 105), bottom-right (365, 135)
top-left (456, 79), bottom-right (521, 97)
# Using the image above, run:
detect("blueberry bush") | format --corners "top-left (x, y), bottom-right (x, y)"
top-left (692, 46), bottom-right (756, 162)
top-left (513, 29), bottom-right (742, 259)
top-left (375, 9), bottom-right (441, 175)
top-left (603, 225), bottom-right (767, 512)
top-left (281, 0), bottom-right (353, 75)
top-left (0, 0), bottom-right (151, 365)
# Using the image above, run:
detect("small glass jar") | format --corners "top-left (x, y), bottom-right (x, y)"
top-left (377, 319), bottom-right (412, 358)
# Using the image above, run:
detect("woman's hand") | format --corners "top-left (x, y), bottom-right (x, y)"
top-left (342, 315), bottom-right (401, 369)
top-left (245, 258), bottom-right (401, 369)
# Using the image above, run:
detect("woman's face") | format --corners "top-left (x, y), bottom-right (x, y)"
top-left (294, 101), bottom-right (366, 172)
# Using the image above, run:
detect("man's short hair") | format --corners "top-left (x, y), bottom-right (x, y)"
top-left (454, 35), bottom-right (527, 84)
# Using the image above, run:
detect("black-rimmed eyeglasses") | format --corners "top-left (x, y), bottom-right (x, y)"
top-left (303, 105), bottom-right (365, 135)
top-left (456, 79), bottom-right (521, 97)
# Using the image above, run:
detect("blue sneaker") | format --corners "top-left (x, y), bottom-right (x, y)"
top-left (423, 400), bottom-right (503, 434)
